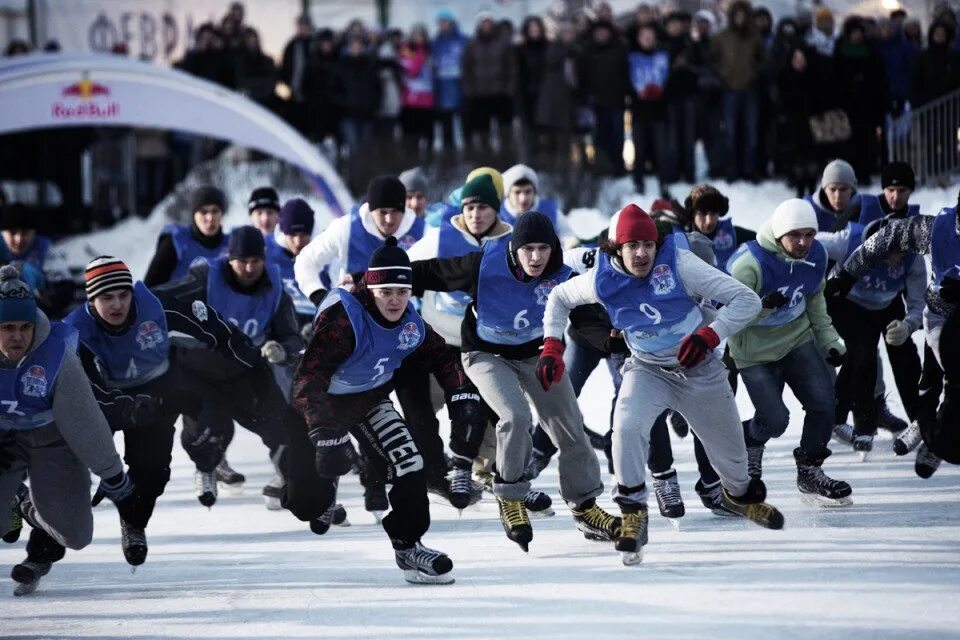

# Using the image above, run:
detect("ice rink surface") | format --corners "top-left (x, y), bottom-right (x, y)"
top-left (3, 179), bottom-right (959, 637)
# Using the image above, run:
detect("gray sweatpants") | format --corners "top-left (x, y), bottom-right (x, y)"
top-left (0, 423), bottom-right (94, 550)
top-left (461, 351), bottom-right (603, 506)
top-left (613, 354), bottom-right (751, 505)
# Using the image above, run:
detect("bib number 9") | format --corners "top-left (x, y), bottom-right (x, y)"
top-left (639, 303), bottom-right (662, 325)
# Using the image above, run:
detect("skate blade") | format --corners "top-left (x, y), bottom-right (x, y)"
top-left (369, 511), bottom-right (384, 524)
top-left (527, 507), bottom-right (555, 519)
top-left (218, 482), bottom-right (244, 496)
top-left (263, 496), bottom-right (283, 511)
top-left (621, 550), bottom-right (643, 566)
top-left (13, 581), bottom-right (38, 597)
top-left (403, 569), bottom-right (455, 585)
top-left (667, 518), bottom-right (681, 531)
top-left (800, 493), bottom-right (853, 508)
top-left (334, 518), bottom-right (351, 528)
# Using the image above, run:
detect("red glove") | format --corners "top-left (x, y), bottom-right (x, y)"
top-left (536, 337), bottom-right (566, 391)
top-left (677, 327), bottom-right (720, 369)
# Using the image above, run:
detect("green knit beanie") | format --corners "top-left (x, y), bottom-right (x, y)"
top-left (460, 174), bottom-right (501, 212)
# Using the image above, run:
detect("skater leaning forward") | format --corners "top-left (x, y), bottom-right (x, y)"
top-left (290, 237), bottom-right (486, 584)
top-left (411, 210), bottom-right (621, 552)
top-left (543, 204), bottom-right (784, 565)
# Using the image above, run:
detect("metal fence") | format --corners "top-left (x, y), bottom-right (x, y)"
top-left (887, 87), bottom-right (960, 187)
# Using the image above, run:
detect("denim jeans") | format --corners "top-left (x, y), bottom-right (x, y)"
top-left (739, 339), bottom-right (835, 457)
top-left (722, 89), bottom-right (758, 180)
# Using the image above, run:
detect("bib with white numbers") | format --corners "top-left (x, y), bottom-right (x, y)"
top-left (0, 322), bottom-right (73, 431)
top-left (736, 239), bottom-right (827, 327)
top-left (206, 257), bottom-right (282, 346)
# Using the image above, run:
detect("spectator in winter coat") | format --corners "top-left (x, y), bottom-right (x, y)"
top-left (432, 11), bottom-right (467, 152)
top-left (398, 25), bottom-right (435, 157)
top-left (280, 15), bottom-right (314, 135)
top-left (533, 23), bottom-right (578, 160)
top-left (692, 11), bottom-right (724, 178)
top-left (882, 11), bottom-right (920, 118)
top-left (806, 8), bottom-right (836, 57)
top-left (235, 28), bottom-right (277, 108)
top-left (710, 0), bottom-right (766, 181)
top-left (912, 21), bottom-right (960, 107)
top-left (517, 16), bottom-right (549, 155)
top-left (830, 18), bottom-right (887, 183)
top-left (461, 14), bottom-right (517, 154)
top-left (578, 20), bottom-right (631, 176)
top-left (628, 25), bottom-right (670, 193)
top-left (302, 29), bottom-right (340, 143)
top-left (662, 12), bottom-right (699, 183)
top-left (177, 23), bottom-right (235, 89)
top-left (331, 36), bottom-right (382, 153)
top-left (775, 46), bottom-right (820, 196)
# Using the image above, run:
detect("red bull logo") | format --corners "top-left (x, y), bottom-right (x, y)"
top-left (52, 73), bottom-right (120, 120)
top-left (136, 321), bottom-right (164, 350)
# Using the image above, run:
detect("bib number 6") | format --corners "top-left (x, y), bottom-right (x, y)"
top-left (513, 310), bottom-right (530, 330)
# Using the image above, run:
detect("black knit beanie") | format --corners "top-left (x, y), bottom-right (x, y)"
top-left (881, 162), bottom-right (916, 191)
top-left (0, 203), bottom-right (35, 231)
top-left (190, 185), bottom-right (227, 213)
top-left (365, 236), bottom-right (412, 289)
top-left (367, 176), bottom-right (407, 211)
top-left (228, 226), bottom-right (265, 259)
top-left (248, 186), bottom-right (280, 213)
top-left (510, 211), bottom-right (558, 250)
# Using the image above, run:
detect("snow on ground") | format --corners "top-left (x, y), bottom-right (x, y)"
top-left (3, 173), bottom-right (958, 637)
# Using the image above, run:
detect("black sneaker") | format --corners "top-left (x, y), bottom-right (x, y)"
top-left (120, 520), bottom-right (148, 566)
top-left (394, 541), bottom-right (454, 584)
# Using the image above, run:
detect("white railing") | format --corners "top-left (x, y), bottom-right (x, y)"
top-left (887, 87), bottom-right (960, 187)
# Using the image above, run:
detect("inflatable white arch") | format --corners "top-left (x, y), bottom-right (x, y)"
top-left (0, 53), bottom-right (353, 215)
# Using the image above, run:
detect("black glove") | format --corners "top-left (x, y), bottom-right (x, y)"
top-left (761, 291), bottom-right (789, 310)
top-left (446, 389), bottom-right (483, 431)
top-left (0, 430), bottom-right (15, 472)
top-left (308, 289), bottom-right (328, 306)
top-left (824, 269), bottom-right (857, 301)
top-left (99, 472), bottom-right (145, 528)
top-left (308, 427), bottom-right (353, 479)
top-left (826, 347), bottom-right (846, 367)
top-left (940, 276), bottom-right (960, 304)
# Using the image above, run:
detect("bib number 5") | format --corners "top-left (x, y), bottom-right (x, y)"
top-left (372, 357), bottom-right (389, 380)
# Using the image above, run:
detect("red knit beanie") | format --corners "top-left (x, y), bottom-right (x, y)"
top-left (614, 204), bottom-right (658, 244)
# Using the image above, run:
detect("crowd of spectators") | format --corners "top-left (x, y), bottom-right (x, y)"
top-left (6, 1), bottom-right (960, 196)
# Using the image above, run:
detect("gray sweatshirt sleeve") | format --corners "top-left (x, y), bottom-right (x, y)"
top-left (677, 249), bottom-right (761, 340)
top-left (903, 255), bottom-right (927, 332)
top-left (51, 350), bottom-right (124, 480)
top-left (543, 271), bottom-right (599, 340)
top-left (816, 227), bottom-right (853, 263)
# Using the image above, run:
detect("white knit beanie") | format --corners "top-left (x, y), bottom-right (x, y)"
top-left (502, 164), bottom-right (539, 194)
top-left (771, 199), bottom-right (818, 238)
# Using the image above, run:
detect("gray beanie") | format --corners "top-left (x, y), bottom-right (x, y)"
top-left (399, 167), bottom-right (428, 194)
top-left (820, 159), bottom-right (857, 191)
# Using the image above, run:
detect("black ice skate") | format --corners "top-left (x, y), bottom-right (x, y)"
top-left (794, 448), bottom-right (853, 507)
top-left (832, 424), bottom-right (873, 461)
top-left (524, 489), bottom-right (554, 518)
top-left (876, 398), bottom-right (908, 433)
top-left (652, 469), bottom-right (685, 529)
top-left (915, 443), bottom-right (942, 479)
top-left (720, 479), bottom-right (785, 529)
top-left (3, 500), bottom-right (22, 544)
top-left (497, 496), bottom-right (533, 552)
top-left (894, 421), bottom-right (923, 456)
top-left (215, 458), bottom-right (245, 495)
top-left (571, 499), bottom-right (621, 542)
top-left (694, 479), bottom-right (739, 517)
top-left (394, 541), bottom-right (454, 585)
top-left (448, 466), bottom-right (482, 511)
top-left (120, 520), bottom-right (147, 568)
top-left (12, 525), bottom-right (65, 597)
top-left (364, 482), bottom-right (389, 524)
top-left (309, 503), bottom-right (349, 536)
top-left (743, 422), bottom-right (764, 479)
top-left (11, 560), bottom-right (51, 597)
top-left (832, 422), bottom-right (855, 445)
top-left (615, 505), bottom-right (649, 566)
top-left (194, 469), bottom-right (218, 508)
top-left (261, 473), bottom-right (285, 511)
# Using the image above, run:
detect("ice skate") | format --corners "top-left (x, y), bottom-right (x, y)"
top-left (720, 479), bottom-right (785, 529)
top-left (876, 398), bottom-right (907, 433)
top-left (853, 434), bottom-right (874, 462)
top-left (11, 560), bottom-right (50, 596)
top-left (497, 496), bottom-right (532, 552)
top-left (652, 469), bottom-right (685, 530)
top-left (120, 520), bottom-right (148, 567)
top-left (309, 503), bottom-right (349, 535)
top-left (831, 422), bottom-right (855, 446)
top-left (394, 541), bottom-right (454, 585)
top-left (194, 469), bottom-right (218, 508)
top-left (795, 448), bottom-right (853, 507)
top-left (3, 504), bottom-right (22, 544)
top-left (694, 479), bottom-right (739, 517)
top-left (215, 458), bottom-right (245, 495)
top-left (585, 428), bottom-right (607, 451)
top-left (915, 443), bottom-right (942, 479)
top-left (526, 451), bottom-right (551, 479)
top-left (894, 421), bottom-right (922, 456)
top-left (615, 506), bottom-right (649, 566)
top-left (447, 466), bottom-right (482, 511)
top-left (571, 499), bottom-right (621, 542)
top-left (261, 473), bottom-right (285, 511)
top-left (524, 489), bottom-right (554, 518)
